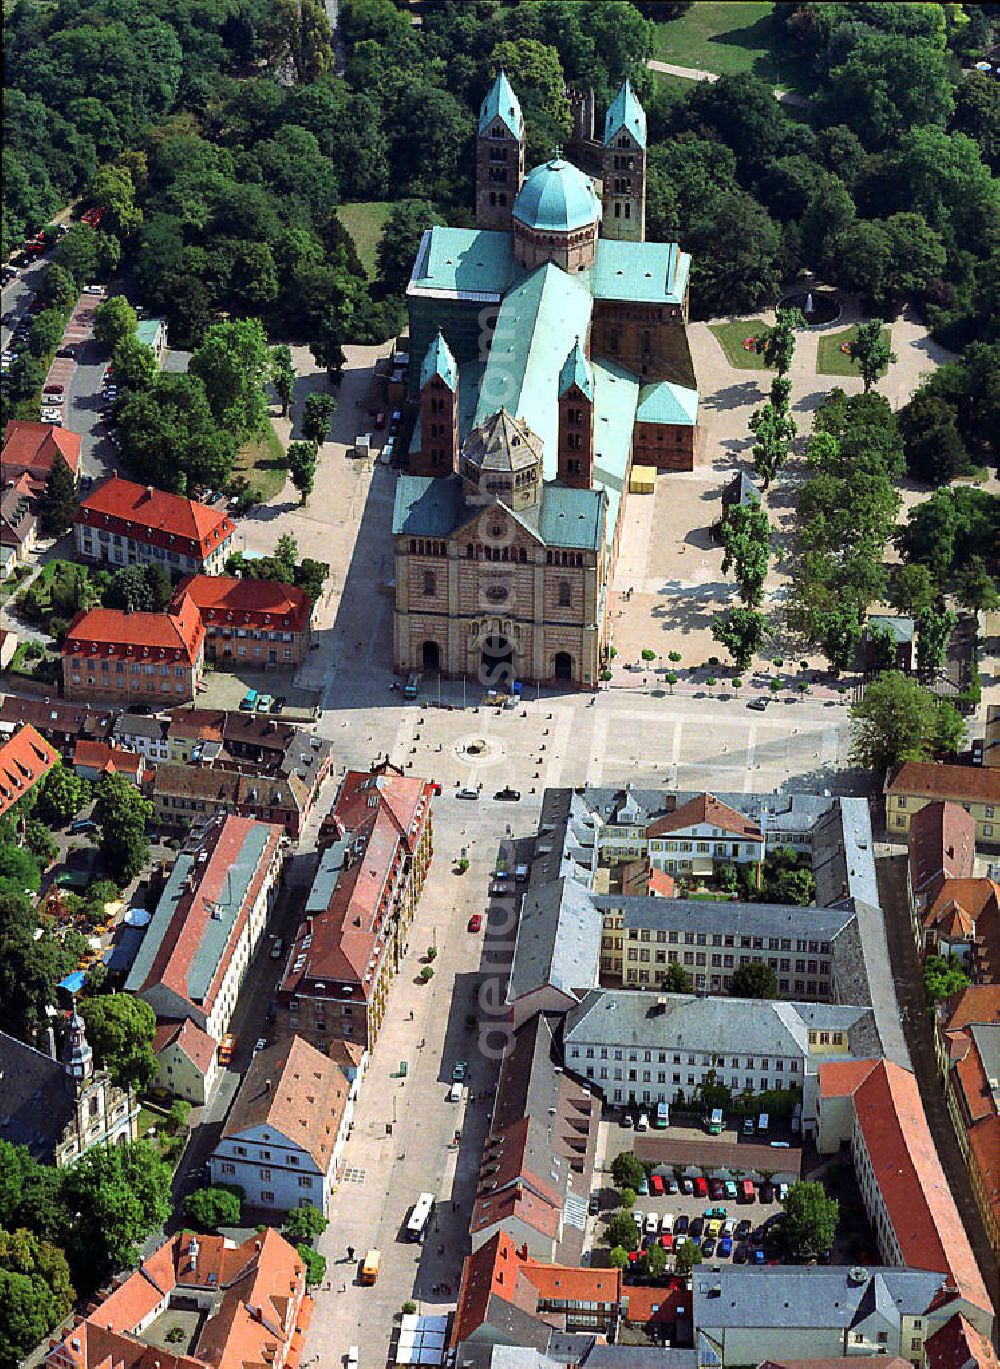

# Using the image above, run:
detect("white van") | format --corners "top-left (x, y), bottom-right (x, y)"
top-left (757, 1112), bottom-right (769, 1134)
top-left (447, 1082), bottom-right (463, 1103)
top-left (637, 1111), bottom-right (649, 1132)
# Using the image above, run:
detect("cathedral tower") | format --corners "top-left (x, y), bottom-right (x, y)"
top-left (62, 1001), bottom-right (94, 1081)
top-left (557, 339), bottom-right (595, 489)
top-left (476, 70), bottom-right (525, 231)
top-left (413, 331), bottom-right (458, 478)
top-left (601, 79), bottom-right (646, 242)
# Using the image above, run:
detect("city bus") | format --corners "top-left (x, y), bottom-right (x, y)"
top-left (360, 1249), bottom-right (381, 1285)
top-left (406, 1192), bottom-right (436, 1242)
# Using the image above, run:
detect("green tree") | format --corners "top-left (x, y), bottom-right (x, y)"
top-left (297, 1243), bottom-right (327, 1287)
top-left (867, 623), bottom-right (897, 676)
top-left (728, 961), bottom-right (778, 1000)
top-left (607, 1210), bottom-right (640, 1252)
top-left (376, 199), bottom-right (443, 297)
top-left (819, 33), bottom-right (954, 147)
top-left (899, 394), bottom-right (969, 487)
top-left (38, 264), bottom-right (78, 313)
top-left (310, 313), bottom-right (347, 381)
top-left (287, 440), bottom-right (317, 505)
top-left (611, 1152), bottom-right (646, 1192)
top-left (608, 1245), bottom-right (629, 1269)
top-left (79, 995), bottom-right (157, 1092)
top-left (781, 1181), bottom-right (839, 1260)
top-left (38, 454), bottom-right (78, 536)
top-left (266, 0), bottom-right (333, 83)
top-left (145, 563), bottom-right (173, 612)
top-left (645, 1242), bottom-right (668, 1278)
top-left (848, 321), bottom-right (896, 393)
top-left (850, 672), bottom-right (966, 774)
top-left (54, 224), bottom-right (99, 287)
top-left (753, 308), bottom-right (804, 376)
top-left (0, 892), bottom-right (65, 1041)
top-left (184, 1186), bottom-right (243, 1231)
top-left (0, 844), bottom-right (41, 896)
top-left (915, 605), bottom-right (957, 675)
top-left (112, 335), bottom-right (158, 393)
top-left (95, 772), bottom-right (152, 883)
top-left (0, 1227), bottom-right (74, 1365)
top-left (28, 309), bottom-right (67, 359)
top-left (749, 402), bottom-right (796, 488)
top-left (720, 498), bottom-right (769, 607)
top-left (488, 39), bottom-right (572, 163)
top-left (62, 1139), bottom-right (171, 1277)
top-left (104, 564), bottom-right (156, 612)
top-left (270, 344), bottom-right (295, 418)
top-left (712, 608), bottom-right (766, 671)
top-left (190, 319), bottom-right (271, 442)
top-left (889, 564), bottom-right (937, 618)
top-left (954, 558), bottom-right (999, 613)
top-left (116, 373), bottom-right (238, 493)
top-left (661, 963), bottom-right (693, 993)
top-left (283, 1205), bottom-right (328, 1243)
top-left (88, 164), bottom-right (142, 237)
top-left (923, 953), bottom-right (971, 1006)
top-left (0, 1143), bottom-right (67, 1247)
top-left (23, 821), bottom-right (58, 868)
top-left (674, 1241), bottom-right (703, 1276)
top-left (33, 762), bottom-right (90, 827)
top-left (301, 391), bottom-right (337, 447)
top-left (94, 296), bottom-right (138, 353)
top-left (952, 70), bottom-right (1000, 172)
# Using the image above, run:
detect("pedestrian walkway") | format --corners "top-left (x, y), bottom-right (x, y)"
top-left (647, 58), bottom-right (810, 107)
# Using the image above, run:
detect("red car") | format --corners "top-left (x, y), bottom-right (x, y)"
top-left (468, 914), bottom-right (483, 932)
top-left (694, 1177), bottom-right (709, 1198)
top-left (660, 1233), bottom-right (673, 1250)
top-left (43, 384), bottom-right (64, 395)
top-left (649, 1174), bottom-right (664, 1196)
top-left (709, 1179), bottom-right (725, 1200)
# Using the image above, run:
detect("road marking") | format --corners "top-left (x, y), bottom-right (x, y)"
top-left (669, 719), bottom-right (682, 787)
top-left (744, 725), bottom-right (757, 791)
top-left (543, 706), bottom-right (574, 790)
top-left (586, 712), bottom-right (608, 787)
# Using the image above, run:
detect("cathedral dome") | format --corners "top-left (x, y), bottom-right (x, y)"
top-left (513, 159), bottom-right (601, 234)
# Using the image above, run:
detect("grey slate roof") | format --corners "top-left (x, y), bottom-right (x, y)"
top-left (508, 876), bottom-right (601, 1004)
top-left (595, 894), bottom-right (855, 946)
top-left (564, 989), bottom-right (875, 1059)
top-left (0, 1031), bottom-right (78, 1161)
top-left (691, 1265), bottom-right (948, 1331)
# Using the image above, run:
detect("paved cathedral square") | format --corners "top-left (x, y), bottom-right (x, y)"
top-left (393, 73), bottom-right (700, 690)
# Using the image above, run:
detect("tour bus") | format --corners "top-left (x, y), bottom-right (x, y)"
top-left (706, 1108), bottom-right (724, 1135)
top-left (406, 1192), bottom-right (436, 1242)
top-left (655, 1101), bottom-right (670, 1129)
top-left (360, 1249), bottom-right (381, 1285)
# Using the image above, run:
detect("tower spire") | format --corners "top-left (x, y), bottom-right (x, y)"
top-left (62, 998), bottom-right (93, 1081)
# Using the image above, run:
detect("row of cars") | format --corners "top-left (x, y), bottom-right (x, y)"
top-left (629, 1205), bottom-right (783, 1265)
top-left (637, 1171), bottom-right (787, 1204)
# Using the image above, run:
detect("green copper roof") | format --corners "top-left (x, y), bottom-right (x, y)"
top-left (591, 239), bottom-right (688, 305)
top-left (420, 330), bottom-right (458, 391)
top-left (409, 226), bottom-right (515, 299)
top-left (475, 263), bottom-right (593, 473)
top-left (604, 78), bottom-right (647, 149)
top-left (479, 69), bottom-right (523, 138)
top-left (592, 358), bottom-right (639, 555)
top-left (393, 475), bottom-right (466, 538)
top-left (636, 380), bottom-right (699, 426)
top-left (559, 338), bottom-right (594, 401)
top-left (538, 485), bottom-right (605, 551)
top-left (513, 159), bottom-right (601, 233)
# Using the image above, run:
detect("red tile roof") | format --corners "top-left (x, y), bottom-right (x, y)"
top-left (153, 1018), bottom-right (218, 1075)
top-left (174, 575), bottom-right (311, 634)
top-left (519, 1260), bottom-right (622, 1304)
top-left (925, 1313), bottom-right (999, 1369)
top-left (2, 419), bottom-right (81, 487)
top-left (222, 1035), bottom-right (348, 1172)
top-left (909, 800), bottom-right (977, 898)
top-left (130, 815), bottom-right (284, 1022)
top-left (938, 986), bottom-right (1000, 1034)
top-left (72, 740), bottom-right (143, 778)
top-left (851, 1059), bottom-right (991, 1315)
top-left (818, 1059), bottom-right (880, 1098)
top-left (46, 1228), bottom-right (306, 1369)
top-left (283, 765), bottom-right (433, 1000)
top-left (0, 723), bottom-right (59, 818)
top-left (75, 475), bottom-right (234, 560)
top-left (63, 594), bottom-right (205, 665)
top-left (888, 761), bottom-right (1000, 807)
top-left (646, 792), bottom-right (763, 840)
top-left (450, 1233), bottom-right (538, 1347)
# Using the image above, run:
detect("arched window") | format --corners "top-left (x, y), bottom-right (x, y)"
top-left (423, 571), bottom-right (436, 596)
top-left (558, 580), bottom-right (571, 607)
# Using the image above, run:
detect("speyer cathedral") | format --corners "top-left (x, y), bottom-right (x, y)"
top-left (393, 73), bottom-right (699, 690)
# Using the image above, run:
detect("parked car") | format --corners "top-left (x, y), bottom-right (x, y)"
top-left (588, 1194), bottom-right (599, 1216)
top-left (644, 1212), bottom-right (658, 1235)
top-left (252, 1038), bottom-right (267, 1057)
top-left (620, 1113), bottom-right (633, 1129)
top-left (637, 1174), bottom-right (649, 1196)
top-left (632, 1211), bottom-right (643, 1232)
top-left (270, 937), bottom-right (285, 960)
top-left (271, 695), bottom-right (286, 714)
top-left (56, 345), bottom-right (76, 358)
top-left (674, 1214), bottom-right (689, 1235)
top-left (83, 284), bottom-right (103, 295)
top-left (452, 1060), bottom-right (468, 1081)
top-left (659, 1232), bottom-right (673, 1251)
top-left (747, 697), bottom-right (770, 711)
top-left (665, 1178), bottom-right (678, 1195)
top-left (743, 1116), bottom-right (755, 1134)
top-left (494, 786), bottom-right (521, 801)
top-left (70, 818), bottom-right (97, 833)
top-left (679, 1178), bottom-right (693, 1196)
top-left (660, 1212), bottom-right (674, 1233)
top-left (43, 383), bottom-right (64, 395)
top-left (240, 690), bottom-right (258, 711)
top-left (456, 787), bottom-right (479, 800)
top-left (467, 914), bottom-right (482, 932)
top-left (702, 1238), bottom-right (716, 1258)
top-left (256, 693), bottom-right (274, 712)
top-left (759, 1182), bottom-right (775, 1203)
top-left (690, 1217), bottom-right (704, 1239)
top-left (733, 1242), bottom-right (748, 1263)
top-left (736, 1219), bottom-right (753, 1240)
top-left (649, 1174), bottom-right (664, 1196)
top-left (693, 1177), bottom-right (708, 1198)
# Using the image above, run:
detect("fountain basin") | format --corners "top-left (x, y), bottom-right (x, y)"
top-left (778, 289), bottom-right (841, 326)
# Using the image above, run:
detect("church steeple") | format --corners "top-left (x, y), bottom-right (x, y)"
top-left (413, 331), bottom-right (458, 478)
top-left (62, 1000), bottom-right (93, 1081)
top-left (476, 70), bottom-right (525, 231)
top-left (601, 78), bottom-right (647, 242)
top-left (557, 338), bottom-right (595, 489)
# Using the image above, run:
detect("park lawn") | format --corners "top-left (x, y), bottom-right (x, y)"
top-left (708, 320), bottom-right (771, 370)
top-left (233, 422), bottom-right (287, 503)
top-left (652, 1), bottom-right (809, 89)
top-left (337, 201), bottom-right (392, 279)
top-left (816, 325), bottom-right (892, 378)
top-left (650, 70), bottom-right (700, 105)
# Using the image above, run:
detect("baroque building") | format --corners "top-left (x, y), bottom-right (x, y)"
top-left (394, 74), bottom-right (699, 690)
